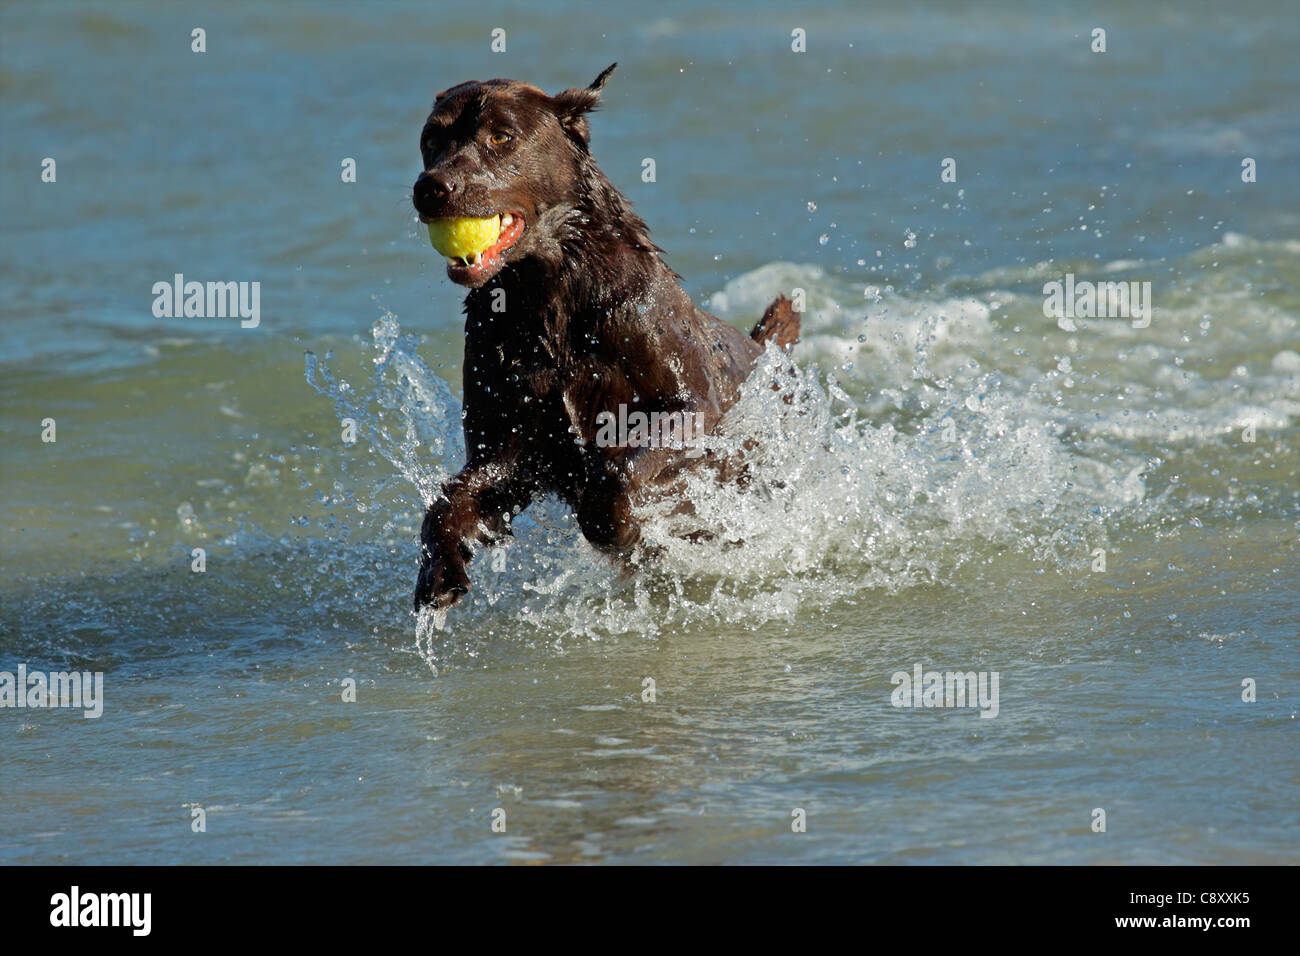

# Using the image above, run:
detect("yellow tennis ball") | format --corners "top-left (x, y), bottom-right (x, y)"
top-left (427, 216), bottom-right (501, 261)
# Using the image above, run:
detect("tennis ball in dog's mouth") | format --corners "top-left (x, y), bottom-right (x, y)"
top-left (426, 216), bottom-right (501, 262)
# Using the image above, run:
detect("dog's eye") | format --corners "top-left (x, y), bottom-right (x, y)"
top-left (488, 131), bottom-right (512, 146)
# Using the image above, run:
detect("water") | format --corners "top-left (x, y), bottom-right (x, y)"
top-left (1, 1), bottom-right (1297, 864)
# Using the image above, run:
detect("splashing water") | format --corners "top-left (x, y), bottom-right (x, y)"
top-left (305, 314), bottom-right (464, 505)
top-left (304, 272), bottom-right (1162, 671)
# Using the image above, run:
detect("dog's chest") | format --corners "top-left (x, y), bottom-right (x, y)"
top-left (467, 323), bottom-right (581, 423)
top-left (465, 305), bottom-right (626, 453)
top-left (486, 338), bottom-right (564, 405)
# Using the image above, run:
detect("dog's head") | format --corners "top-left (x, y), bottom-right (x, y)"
top-left (413, 63), bottom-right (617, 287)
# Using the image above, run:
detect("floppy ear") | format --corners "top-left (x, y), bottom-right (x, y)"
top-left (552, 62), bottom-right (617, 147)
top-left (433, 80), bottom-right (475, 105)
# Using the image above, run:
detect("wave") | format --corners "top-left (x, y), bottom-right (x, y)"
top-left (300, 234), bottom-right (1297, 668)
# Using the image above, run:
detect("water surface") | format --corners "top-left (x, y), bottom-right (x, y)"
top-left (1, 0), bottom-right (1297, 864)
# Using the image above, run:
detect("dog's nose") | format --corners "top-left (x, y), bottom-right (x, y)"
top-left (413, 171), bottom-right (455, 211)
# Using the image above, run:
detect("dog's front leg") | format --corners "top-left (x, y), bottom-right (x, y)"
top-left (575, 457), bottom-right (641, 554)
top-left (414, 462), bottom-right (525, 611)
top-left (575, 438), bottom-right (694, 558)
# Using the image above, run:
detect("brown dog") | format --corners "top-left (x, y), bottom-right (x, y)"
top-left (411, 63), bottom-right (798, 611)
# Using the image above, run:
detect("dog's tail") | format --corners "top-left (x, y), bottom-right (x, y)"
top-left (749, 295), bottom-right (800, 351)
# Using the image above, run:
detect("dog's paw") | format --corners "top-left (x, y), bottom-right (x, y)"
top-left (414, 545), bottom-right (472, 612)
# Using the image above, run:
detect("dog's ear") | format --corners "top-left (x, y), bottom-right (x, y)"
top-left (432, 80), bottom-right (477, 107)
top-left (552, 63), bottom-right (616, 147)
